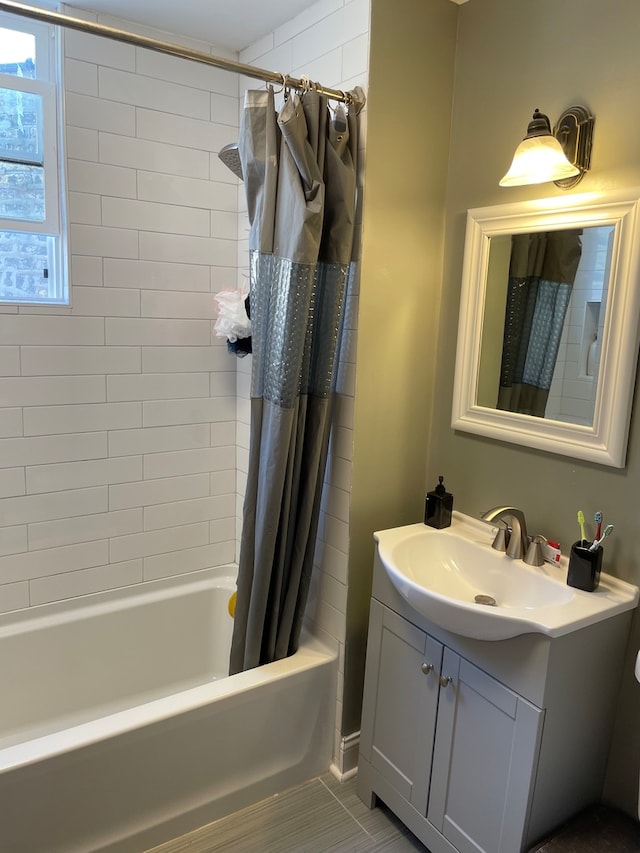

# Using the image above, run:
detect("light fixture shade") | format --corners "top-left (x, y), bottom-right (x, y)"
top-left (499, 135), bottom-right (580, 187)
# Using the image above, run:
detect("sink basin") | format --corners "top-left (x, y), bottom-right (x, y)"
top-left (375, 512), bottom-right (639, 640)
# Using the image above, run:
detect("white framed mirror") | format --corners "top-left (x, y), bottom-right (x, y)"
top-left (452, 188), bottom-right (640, 467)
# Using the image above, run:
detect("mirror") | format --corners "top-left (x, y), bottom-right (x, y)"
top-left (476, 224), bottom-right (614, 425)
top-left (452, 189), bottom-right (640, 467)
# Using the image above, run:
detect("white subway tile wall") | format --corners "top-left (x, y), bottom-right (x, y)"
top-left (546, 226), bottom-right (613, 425)
top-left (0, 0), bottom-right (369, 772)
top-left (0, 14), bottom-right (240, 614)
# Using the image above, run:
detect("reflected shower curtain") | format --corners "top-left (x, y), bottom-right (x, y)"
top-left (497, 230), bottom-right (582, 417)
top-left (229, 86), bottom-right (360, 674)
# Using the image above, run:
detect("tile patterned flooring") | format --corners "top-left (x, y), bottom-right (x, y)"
top-left (147, 773), bottom-right (429, 853)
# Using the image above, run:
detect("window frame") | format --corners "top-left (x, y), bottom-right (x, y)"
top-left (0, 11), bottom-right (68, 305)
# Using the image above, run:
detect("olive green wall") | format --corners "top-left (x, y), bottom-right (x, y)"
top-left (344, 0), bottom-right (458, 735)
top-left (430, 0), bottom-right (640, 816)
top-left (348, 0), bottom-right (640, 816)
top-left (477, 235), bottom-right (510, 408)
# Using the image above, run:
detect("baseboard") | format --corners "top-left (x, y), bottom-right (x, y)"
top-left (330, 731), bottom-right (360, 781)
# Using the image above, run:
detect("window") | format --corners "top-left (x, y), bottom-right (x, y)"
top-left (0, 13), bottom-right (67, 304)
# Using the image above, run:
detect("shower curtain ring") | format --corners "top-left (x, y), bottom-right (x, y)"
top-left (327, 90), bottom-right (348, 117)
top-left (273, 72), bottom-right (287, 95)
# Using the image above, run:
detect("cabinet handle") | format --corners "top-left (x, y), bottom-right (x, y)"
top-left (421, 662), bottom-right (434, 675)
top-left (439, 674), bottom-right (453, 687)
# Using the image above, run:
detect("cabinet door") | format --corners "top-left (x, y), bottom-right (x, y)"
top-left (428, 648), bottom-right (544, 853)
top-left (360, 601), bottom-right (443, 814)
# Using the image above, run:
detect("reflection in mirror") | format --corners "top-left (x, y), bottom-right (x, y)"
top-left (452, 190), bottom-right (640, 467)
top-left (477, 225), bottom-right (614, 426)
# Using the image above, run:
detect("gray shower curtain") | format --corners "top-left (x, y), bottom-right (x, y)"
top-left (497, 230), bottom-right (582, 417)
top-left (229, 86), bottom-right (360, 674)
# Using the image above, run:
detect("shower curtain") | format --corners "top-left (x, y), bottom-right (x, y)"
top-left (497, 230), bottom-right (582, 417)
top-left (229, 86), bottom-right (361, 674)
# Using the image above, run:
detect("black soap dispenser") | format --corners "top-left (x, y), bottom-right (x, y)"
top-left (424, 475), bottom-right (453, 529)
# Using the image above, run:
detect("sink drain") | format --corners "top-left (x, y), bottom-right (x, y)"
top-left (474, 594), bottom-right (497, 606)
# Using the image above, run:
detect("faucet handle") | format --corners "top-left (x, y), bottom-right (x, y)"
top-left (489, 519), bottom-right (509, 552)
top-left (525, 534), bottom-right (547, 567)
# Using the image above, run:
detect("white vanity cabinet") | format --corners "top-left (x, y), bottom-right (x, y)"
top-left (360, 600), bottom-right (543, 853)
top-left (359, 602), bottom-right (443, 816)
top-left (357, 549), bottom-right (634, 853)
top-left (430, 643), bottom-right (544, 853)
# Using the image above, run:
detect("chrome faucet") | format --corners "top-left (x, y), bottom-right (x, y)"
top-left (481, 506), bottom-right (529, 560)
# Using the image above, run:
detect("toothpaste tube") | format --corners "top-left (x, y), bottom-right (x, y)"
top-left (543, 541), bottom-right (562, 565)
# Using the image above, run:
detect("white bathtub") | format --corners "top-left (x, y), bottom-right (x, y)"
top-left (0, 566), bottom-right (337, 853)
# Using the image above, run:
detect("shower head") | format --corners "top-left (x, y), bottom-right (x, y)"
top-left (218, 142), bottom-right (243, 180)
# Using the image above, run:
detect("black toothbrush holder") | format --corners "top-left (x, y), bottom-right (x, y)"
top-left (567, 541), bottom-right (602, 592)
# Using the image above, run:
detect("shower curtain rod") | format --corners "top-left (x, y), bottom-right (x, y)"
top-left (0, 0), bottom-right (365, 108)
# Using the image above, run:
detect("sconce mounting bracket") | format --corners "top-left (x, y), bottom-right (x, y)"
top-left (553, 105), bottom-right (595, 189)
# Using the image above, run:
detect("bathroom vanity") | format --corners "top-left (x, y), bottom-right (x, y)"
top-left (357, 524), bottom-right (638, 853)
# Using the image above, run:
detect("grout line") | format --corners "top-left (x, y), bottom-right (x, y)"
top-left (318, 775), bottom-right (378, 842)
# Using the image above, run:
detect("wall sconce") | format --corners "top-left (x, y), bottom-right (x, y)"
top-left (499, 106), bottom-right (595, 189)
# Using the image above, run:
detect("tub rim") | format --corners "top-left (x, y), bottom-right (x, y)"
top-left (0, 564), bottom-right (238, 639)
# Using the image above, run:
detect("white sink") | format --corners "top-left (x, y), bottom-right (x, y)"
top-left (375, 512), bottom-right (639, 640)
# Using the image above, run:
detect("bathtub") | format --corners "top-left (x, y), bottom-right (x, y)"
top-left (0, 566), bottom-right (337, 853)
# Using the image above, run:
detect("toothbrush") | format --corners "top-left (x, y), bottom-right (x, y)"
top-left (589, 523), bottom-right (614, 551)
top-left (577, 510), bottom-right (587, 544)
top-left (594, 511), bottom-right (603, 541)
